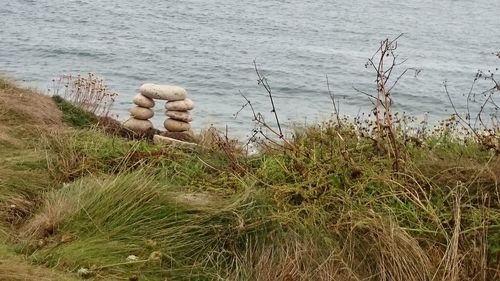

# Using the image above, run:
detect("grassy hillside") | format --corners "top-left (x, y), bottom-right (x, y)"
top-left (0, 77), bottom-right (499, 280)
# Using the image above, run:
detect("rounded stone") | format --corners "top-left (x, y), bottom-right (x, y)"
top-left (165, 110), bottom-right (192, 122)
top-left (164, 118), bottom-right (191, 132)
top-left (123, 118), bottom-right (153, 132)
top-left (165, 98), bottom-right (194, 111)
top-left (139, 83), bottom-right (187, 101)
top-left (133, 93), bottom-right (155, 108)
top-left (129, 106), bottom-right (154, 120)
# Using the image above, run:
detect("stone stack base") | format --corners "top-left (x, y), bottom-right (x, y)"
top-left (123, 93), bottom-right (155, 132)
top-left (164, 98), bottom-right (194, 134)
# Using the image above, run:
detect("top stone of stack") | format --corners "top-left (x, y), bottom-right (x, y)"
top-left (139, 83), bottom-right (187, 101)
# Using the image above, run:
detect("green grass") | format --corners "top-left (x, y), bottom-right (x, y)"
top-left (18, 127), bottom-right (497, 280)
top-left (52, 95), bottom-right (98, 128)
top-left (1, 78), bottom-right (499, 280)
top-left (20, 172), bottom-right (276, 280)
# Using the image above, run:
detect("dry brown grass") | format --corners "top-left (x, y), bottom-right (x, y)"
top-left (0, 77), bottom-right (65, 150)
top-left (413, 153), bottom-right (500, 204)
top-left (0, 78), bottom-right (62, 126)
top-left (0, 125), bottom-right (24, 148)
top-left (20, 194), bottom-right (76, 240)
top-left (229, 211), bottom-right (433, 281)
top-left (0, 262), bottom-right (79, 281)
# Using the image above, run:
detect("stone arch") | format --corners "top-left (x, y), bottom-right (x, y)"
top-left (123, 84), bottom-right (194, 134)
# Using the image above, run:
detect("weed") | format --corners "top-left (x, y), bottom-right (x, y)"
top-left (49, 73), bottom-right (118, 116)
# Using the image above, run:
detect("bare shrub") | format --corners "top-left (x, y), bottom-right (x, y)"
top-left (444, 51), bottom-right (499, 152)
top-left (235, 61), bottom-right (296, 153)
top-left (355, 35), bottom-right (421, 170)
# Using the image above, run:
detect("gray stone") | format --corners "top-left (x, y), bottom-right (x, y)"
top-left (133, 93), bottom-right (155, 108)
top-left (165, 110), bottom-right (192, 122)
top-left (129, 106), bottom-right (154, 120)
top-left (173, 192), bottom-right (212, 206)
top-left (139, 83), bottom-right (187, 101)
top-left (153, 134), bottom-right (197, 148)
top-left (164, 118), bottom-right (191, 132)
top-left (123, 118), bottom-right (153, 132)
top-left (165, 98), bottom-right (194, 111)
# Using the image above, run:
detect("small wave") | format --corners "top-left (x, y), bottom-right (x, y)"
top-left (45, 47), bottom-right (105, 59)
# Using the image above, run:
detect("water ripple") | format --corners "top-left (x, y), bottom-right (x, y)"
top-left (0, 0), bottom-right (499, 137)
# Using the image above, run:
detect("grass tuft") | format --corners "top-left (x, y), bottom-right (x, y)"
top-left (51, 95), bottom-right (98, 128)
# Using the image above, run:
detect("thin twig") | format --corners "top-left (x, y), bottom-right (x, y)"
top-left (254, 60), bottom-right (284, 138)
top-left (444, 81), bottom-right (481, 139)
top-left (326, 74), bottom-right (341, 124)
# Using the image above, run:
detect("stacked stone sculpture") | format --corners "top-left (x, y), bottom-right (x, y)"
top-left (123, 83), bottom-right (193, 135)
top-left (164, 97), bottom-right (194, 133)
top-left (123, 93), bottom-right (155, 132)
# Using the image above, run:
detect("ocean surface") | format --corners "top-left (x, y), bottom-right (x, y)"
top-left (1, 0), bottom-right (499, 138)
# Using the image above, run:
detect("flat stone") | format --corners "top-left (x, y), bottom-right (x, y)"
top-left (162, 131), bottom-right (195, 142)
top-left (173, 192), bottom-right (212, 206)
top-left (165, 110), bottom-right (192, 122)
top-left (123, 118), bottom-right (153, 132)
top-left (129, 106), bottom-right (154, 120)
top-left (153, 134), bottom-right (197, 148)
top-left (165, 98), bottom-right (194, 111)
top-left (164, 118), bottom-right (191, 132)
top-left (133, 93), bottom-right (155, 108)
top-left (139, 83), bottom-right (187, 101)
